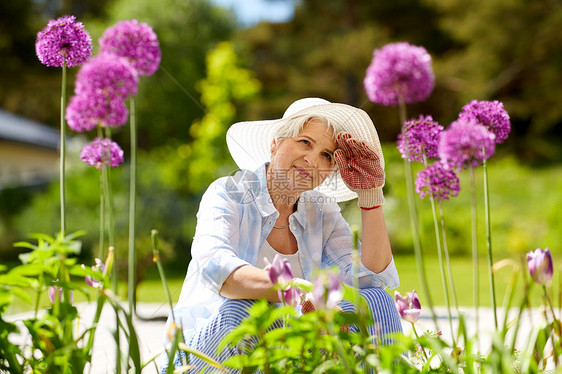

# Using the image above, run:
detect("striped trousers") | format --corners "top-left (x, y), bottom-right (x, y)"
top-left (162, 287), bottom-right (402, 372)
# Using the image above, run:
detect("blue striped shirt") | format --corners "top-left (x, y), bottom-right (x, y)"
top-left (170, 163), bottom-right (399, 336)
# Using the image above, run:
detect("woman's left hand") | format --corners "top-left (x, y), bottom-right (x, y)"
top-left (334, 131), bottom-right (385, 208)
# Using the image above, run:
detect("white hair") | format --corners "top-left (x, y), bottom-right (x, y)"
top-left (272, 114), bottom-right (343, 144)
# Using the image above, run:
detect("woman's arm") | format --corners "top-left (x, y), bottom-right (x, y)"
top-left (220, 265), bottom-right (281, 302)
top-left (359, 207), bottom-right (392, 273)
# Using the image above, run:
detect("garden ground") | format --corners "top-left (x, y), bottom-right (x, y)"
top-left (6, 302), bottom-right (549, 373)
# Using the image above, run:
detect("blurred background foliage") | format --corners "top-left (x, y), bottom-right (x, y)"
top-left (1, 0), bottom-right (561, 274)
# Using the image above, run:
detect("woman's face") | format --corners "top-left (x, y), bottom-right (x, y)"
top-left (269, 119), bottom-right (338, 193)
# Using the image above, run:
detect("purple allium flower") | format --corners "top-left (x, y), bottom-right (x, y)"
top-left (415, 162), bottom-right (460, 202)
top-left (459, 100), bottom-right (511, 144)
top-left (75, 53), bottom-right (138, 99)
top-left (394, 290), bottom-right (421, 323)
top-left (266, 254), bottom-right (293, 290)
top-left (85, 258), bottom-right (107, 288)
top-left (48, 286), bottom-right (73, 304)
top-left (438, 118), bottom-right (496, 169)
top-left (311, 272), bottom-right (343, 310)
top-left (66, 92), bottom-right (128, 132)
top-left (527, 248), bottom-right (553, 285)
top-left (99, 20), bottom-right (161, 76)
top-left (397, 115), bottom-right (443, 162)
top-left (36, 15), bottom-right (92, 67)
top-left (364, 42), bottom-right (434, 106)
top-left (80, 138), bottom-right (124, 170)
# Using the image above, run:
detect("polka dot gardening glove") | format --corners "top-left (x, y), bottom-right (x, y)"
top-left (334, 132), bottom-right (385, 208)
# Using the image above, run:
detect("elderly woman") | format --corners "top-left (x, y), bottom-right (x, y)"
top-left (163, 98), bottom-right (402, 370)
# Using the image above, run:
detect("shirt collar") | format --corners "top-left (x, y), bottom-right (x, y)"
top-left (253, 163), bottom-right (309, 230)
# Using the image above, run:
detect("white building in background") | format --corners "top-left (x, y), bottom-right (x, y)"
top-left (0, 110), bottom-right (59, 189)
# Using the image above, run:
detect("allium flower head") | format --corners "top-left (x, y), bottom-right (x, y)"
top-left (99, 20), bottom-right (161, 76)
top-left (459, 100), bottom-right (511, 144)
top-left (527, 248), bottom-right (553, 285)
top-left (397, 115), bottom-right (443, 162)
top-left (439, 118), bottom-right (496, 169)
top-left (66, 92), bottom-right (128, 132)
top-left (75, 53), bottom-right (138, 99)
top-left (311, 272), bottom-right (343, 310)
top-left (364, 42), bottom-right (434, 106)
top-left (416, 162), bottom-right (460, 202)
top-left (36, 15), bottom-right (92, 67)
top-left (80, 138), bottom-right (124, 170)
top-left (394, 290), bottom-right (421, 323)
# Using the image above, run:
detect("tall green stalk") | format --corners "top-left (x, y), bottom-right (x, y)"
top-left (429, 195), bottom-right (455, 346)
top-left (398, 99), bottom-right (437, 328)
top-left (99, 172), bottom-right (105, 260)
top-left (468, 165), bottom-right (479, 352)
top-left (128, 97), bottom-right (137, 314)
top-left (482, 158), bottom-right (498, 328)
top-left (439, 202), bottom-right (459, 312)
top-left (60, 63), bottom-right (67, 236)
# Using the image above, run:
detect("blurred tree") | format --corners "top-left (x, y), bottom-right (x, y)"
top-left (86, 0), bottom-right (237, 149)
top-left (234, 0), bottom-right (457, 142)
top-left (149, 41), bottom-right (261, 194)
top-left (428, 0), bottom-right (562, 161)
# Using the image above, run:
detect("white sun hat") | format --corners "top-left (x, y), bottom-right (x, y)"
top-left (226, 98), bottom-right (384, 202)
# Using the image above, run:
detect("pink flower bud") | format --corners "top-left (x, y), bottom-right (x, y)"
top-left (267, 254), bottom-right (293, 289)
top-left (527, 248), bottom-right (553, 285)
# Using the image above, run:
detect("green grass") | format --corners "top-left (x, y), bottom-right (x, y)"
top-left (394, 254), bottom-right (562, 309)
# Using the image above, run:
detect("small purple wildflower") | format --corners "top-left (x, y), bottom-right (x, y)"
top-left (80, 138), bottom-right (124, 170)
top-left (364, 42), bottom-right (434, 106)
top-left (415, 162), bottom-right (460, 202)
top-left (99, 20), bottom-right (161, 76)
top-left (394, 290), bottom-right (421, 323)
top-left (439, 118), bottom-right (496, 169)
top-left (459, 100), bottom-right (511, 144)
top-left (266, 254), bottom-right (293, 290)
top-left (281, 288), bottom-right (302, 308)
top-left (48, 286), bottom-right (73, 304)
top-left (75, 53), bottom-right (138, 99)
top-left (66, 92), bottom-right (128, 132)
top-left (397, 115), bottom-right (443, 162)
top-left (526, 248), bottom-right (553, 285)
top-left (85, 258), bottom-right (106, 288)
top-left (311, 272), bottom-right (343, 310)
top-left (36, 15), bottom-right (92, 67)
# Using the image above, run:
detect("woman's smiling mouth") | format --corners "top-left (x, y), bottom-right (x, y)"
top-left (294, 166), bottom-right (312, 179)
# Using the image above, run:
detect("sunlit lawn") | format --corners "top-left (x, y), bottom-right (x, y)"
top-left (7, 254), bottom-right (560, 315)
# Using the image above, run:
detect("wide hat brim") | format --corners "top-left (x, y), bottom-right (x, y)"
top-left (226, 100), bottom-right (384, 203)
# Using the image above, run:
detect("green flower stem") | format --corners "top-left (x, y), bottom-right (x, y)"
top-left (102, 127), bottom-right (117, 293)
top-left (468, 165), bottom-right (480, 352)
top-left (128, 97), bottom-right (137, 314)
top-left (99, 171), bottom-right (105, 260)
top-left (543, 285), bottom-right (560, 366)
top-left (411, 323), bottom-right (429, 361)
top-left (60, 63), bottom-right (67, 236)
top-left (429, 195), bottom-right (455, 347)
top-left (398, 98), bottom-right (437, 328)
top-left (439, 202), bottom-right (459, 312)
top-left (84, 293), bottom-right (106, 357)
top-left (483, 158), bottom-right (498, 328)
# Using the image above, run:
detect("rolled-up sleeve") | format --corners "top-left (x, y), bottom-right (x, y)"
top-left (322, 209), bottom-right (399, 290)
top-left (191, 180), bottom-right (250, 294)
